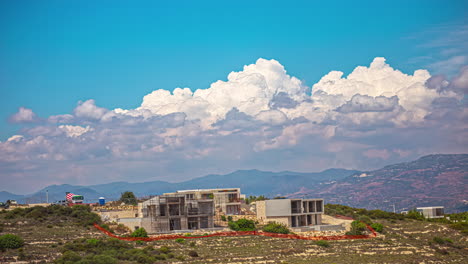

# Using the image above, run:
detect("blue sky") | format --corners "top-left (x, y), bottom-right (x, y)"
top-left (1, 1), bottom-right (467, 193)
top-left (1, 0), bottom-right (466, 139)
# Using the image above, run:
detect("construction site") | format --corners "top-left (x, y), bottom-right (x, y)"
top-left (89, 188), bottom-right (345, 235)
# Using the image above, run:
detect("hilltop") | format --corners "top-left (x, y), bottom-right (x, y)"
top-left (303, 154), bottom-right (467, 212)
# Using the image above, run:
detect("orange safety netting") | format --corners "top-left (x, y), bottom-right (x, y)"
top-left (93, 221), bottom-right (377, 241)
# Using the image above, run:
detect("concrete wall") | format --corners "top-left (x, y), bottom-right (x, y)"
top-left (265, 199), bottom-right (291, 216)
top-left (262, 216), bottom-right (290, 226)
top-left (98, 209), bottom-right (139, 222)
top-left (117, 217), bottom-right (142, 231)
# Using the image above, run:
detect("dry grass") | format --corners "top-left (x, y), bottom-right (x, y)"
top-left (1, 214), bottom-right (467, 263)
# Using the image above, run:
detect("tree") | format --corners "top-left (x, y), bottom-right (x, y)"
top-left (120, 191), bottom-right (137, 205)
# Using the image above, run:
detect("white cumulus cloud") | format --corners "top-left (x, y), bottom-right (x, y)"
top-left (1, 57), bottom-right (467, 192)
top-left (9, 107), bottom-right (37, 123)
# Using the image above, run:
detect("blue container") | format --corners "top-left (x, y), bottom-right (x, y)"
top-left (98, 197), bottom-right (105, 205)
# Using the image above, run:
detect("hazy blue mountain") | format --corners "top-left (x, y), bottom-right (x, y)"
top-left (301, 154), bottom-right (468, 213)
top-left (0, 191), bottom-right (25, 203)
top-left (0, 168), bottom-right (358, 203)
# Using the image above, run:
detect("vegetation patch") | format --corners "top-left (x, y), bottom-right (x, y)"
top-left (55, 238), bottom-right (178, 263)
top-left (262, 222), bottom-right (291, 234)
top-left (130, 227), bottom-right (148, 238)
top-left (0, 234), bottom-right (24, 249)
top-left (228, 218), bottom-right (256, 231)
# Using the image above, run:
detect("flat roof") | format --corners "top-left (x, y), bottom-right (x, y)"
top-left (416, 206), bottom-right (444, 209)
top-left (175, 188), bottom-right (240, 192)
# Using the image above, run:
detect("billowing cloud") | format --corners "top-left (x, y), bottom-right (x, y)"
top-left (1, 58), bottom-right (467, 193)
top-left (9, 107), bottom-right (37, 123)
top-left (74, 99), bottom-right (108, 120)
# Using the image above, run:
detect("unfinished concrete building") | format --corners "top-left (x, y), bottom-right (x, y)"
top-left (140, 194), bottom-right (215, 233)
top-left (256, 198), bottom-right (324, 228)
top-left (165, 188), bottom-right (243, 215)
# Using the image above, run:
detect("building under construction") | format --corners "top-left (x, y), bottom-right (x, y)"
top-left (164, 188), bottom-right (243, 215)
top-left (140, 194), bottom-right (215, 233)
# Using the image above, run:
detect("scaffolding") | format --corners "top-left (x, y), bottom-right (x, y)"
top-left (142, 194), bottom-right (215, 233)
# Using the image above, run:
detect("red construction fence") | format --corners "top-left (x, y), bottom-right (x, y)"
top-left (93, 221), bottom-right (377, 242)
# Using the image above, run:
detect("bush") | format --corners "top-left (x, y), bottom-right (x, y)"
top-left (262, 222), bottom-right (290, 234)
top-left (0, 234), bottom-right (24, 249)
top-left (449, 222), bottom-right (468, 234)
top-left (316, 240), bottom-right (330, 247)
top-left (227, 216), bottom-right (233, 222)
top-left (56, 250), bottom-right (82, 263)
top-left (188, 250), bottom-right (199, 257)
top-left (228, 218), bottom-right (256, 231)
top-left (158, 246), bottom-right (171, 254)
top-left (175, 238), bottom-right (185, 244)
top-left (370, 223), bottom-right (384, 233)
top-left (406, 209), bottom-right (425, 221)
top-left (130, 227), bottom-right (148, 238)
top-left (221, 215), bottom-right (227, 221)
top-left (346, 221), bottom-right (367, 235)
top-left (357, 215), bottom-right (372, 225)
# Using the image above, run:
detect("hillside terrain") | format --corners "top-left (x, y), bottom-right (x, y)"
top-left (298, 154), bottom-right (468, 212)
top-left (1, 205), bottom-right (466, 263)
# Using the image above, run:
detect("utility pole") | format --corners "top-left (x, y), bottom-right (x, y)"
top-left (46, 190), bottom-right (49, 204)
top-left (392, 204), bottom-right (396, 213)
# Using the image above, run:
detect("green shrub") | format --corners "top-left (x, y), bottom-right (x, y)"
top-left (227, 216), bottom-right (233, 222)
top-left (262, 222), bottom-right (290, 234)
top-left (90, 254), bottom-right (117, 264)
top-left (56, 250), bottom-right (82, 263)
top-left (135, 240), bottom-right (144, 245)
top-left (86, 238), bottom-right (100, 246)
top-left (370, 223), bottom-right (384, 233)
top-left (406, 209), bottom-right (425, 221)
top-left (449, 222), bottom-right (468, 234)
top-left (357, 215), bottom-right (372, 225)
top-left (0, 234), bottom-right (24, 249)
top-left (221, 215), bottom-right (227, 221)
top-left (228, 218), bottom-right (256, 231)
top-left (158, 246), bottom-right (171, 254)
top-left (346, 221), bottom-right (367, 235)
top-left (175, 238), bottom-right (185, 244)
top-left (316, 240), bottom-right (330, 247)
top-left (130, 227), bottom-right (148, 238)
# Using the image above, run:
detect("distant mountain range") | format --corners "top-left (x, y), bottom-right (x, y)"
top-left (293, 154), bottom-right (468, 213)
top-left (0, 168), bottom-right (358, 204)
top-left (2, 154), bottom-right (466, 213)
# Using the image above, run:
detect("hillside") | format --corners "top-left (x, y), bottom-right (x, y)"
top-left (1, 204), bottom-right (467, 263)
top-left (303, 154), bottom-right (468, 212)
